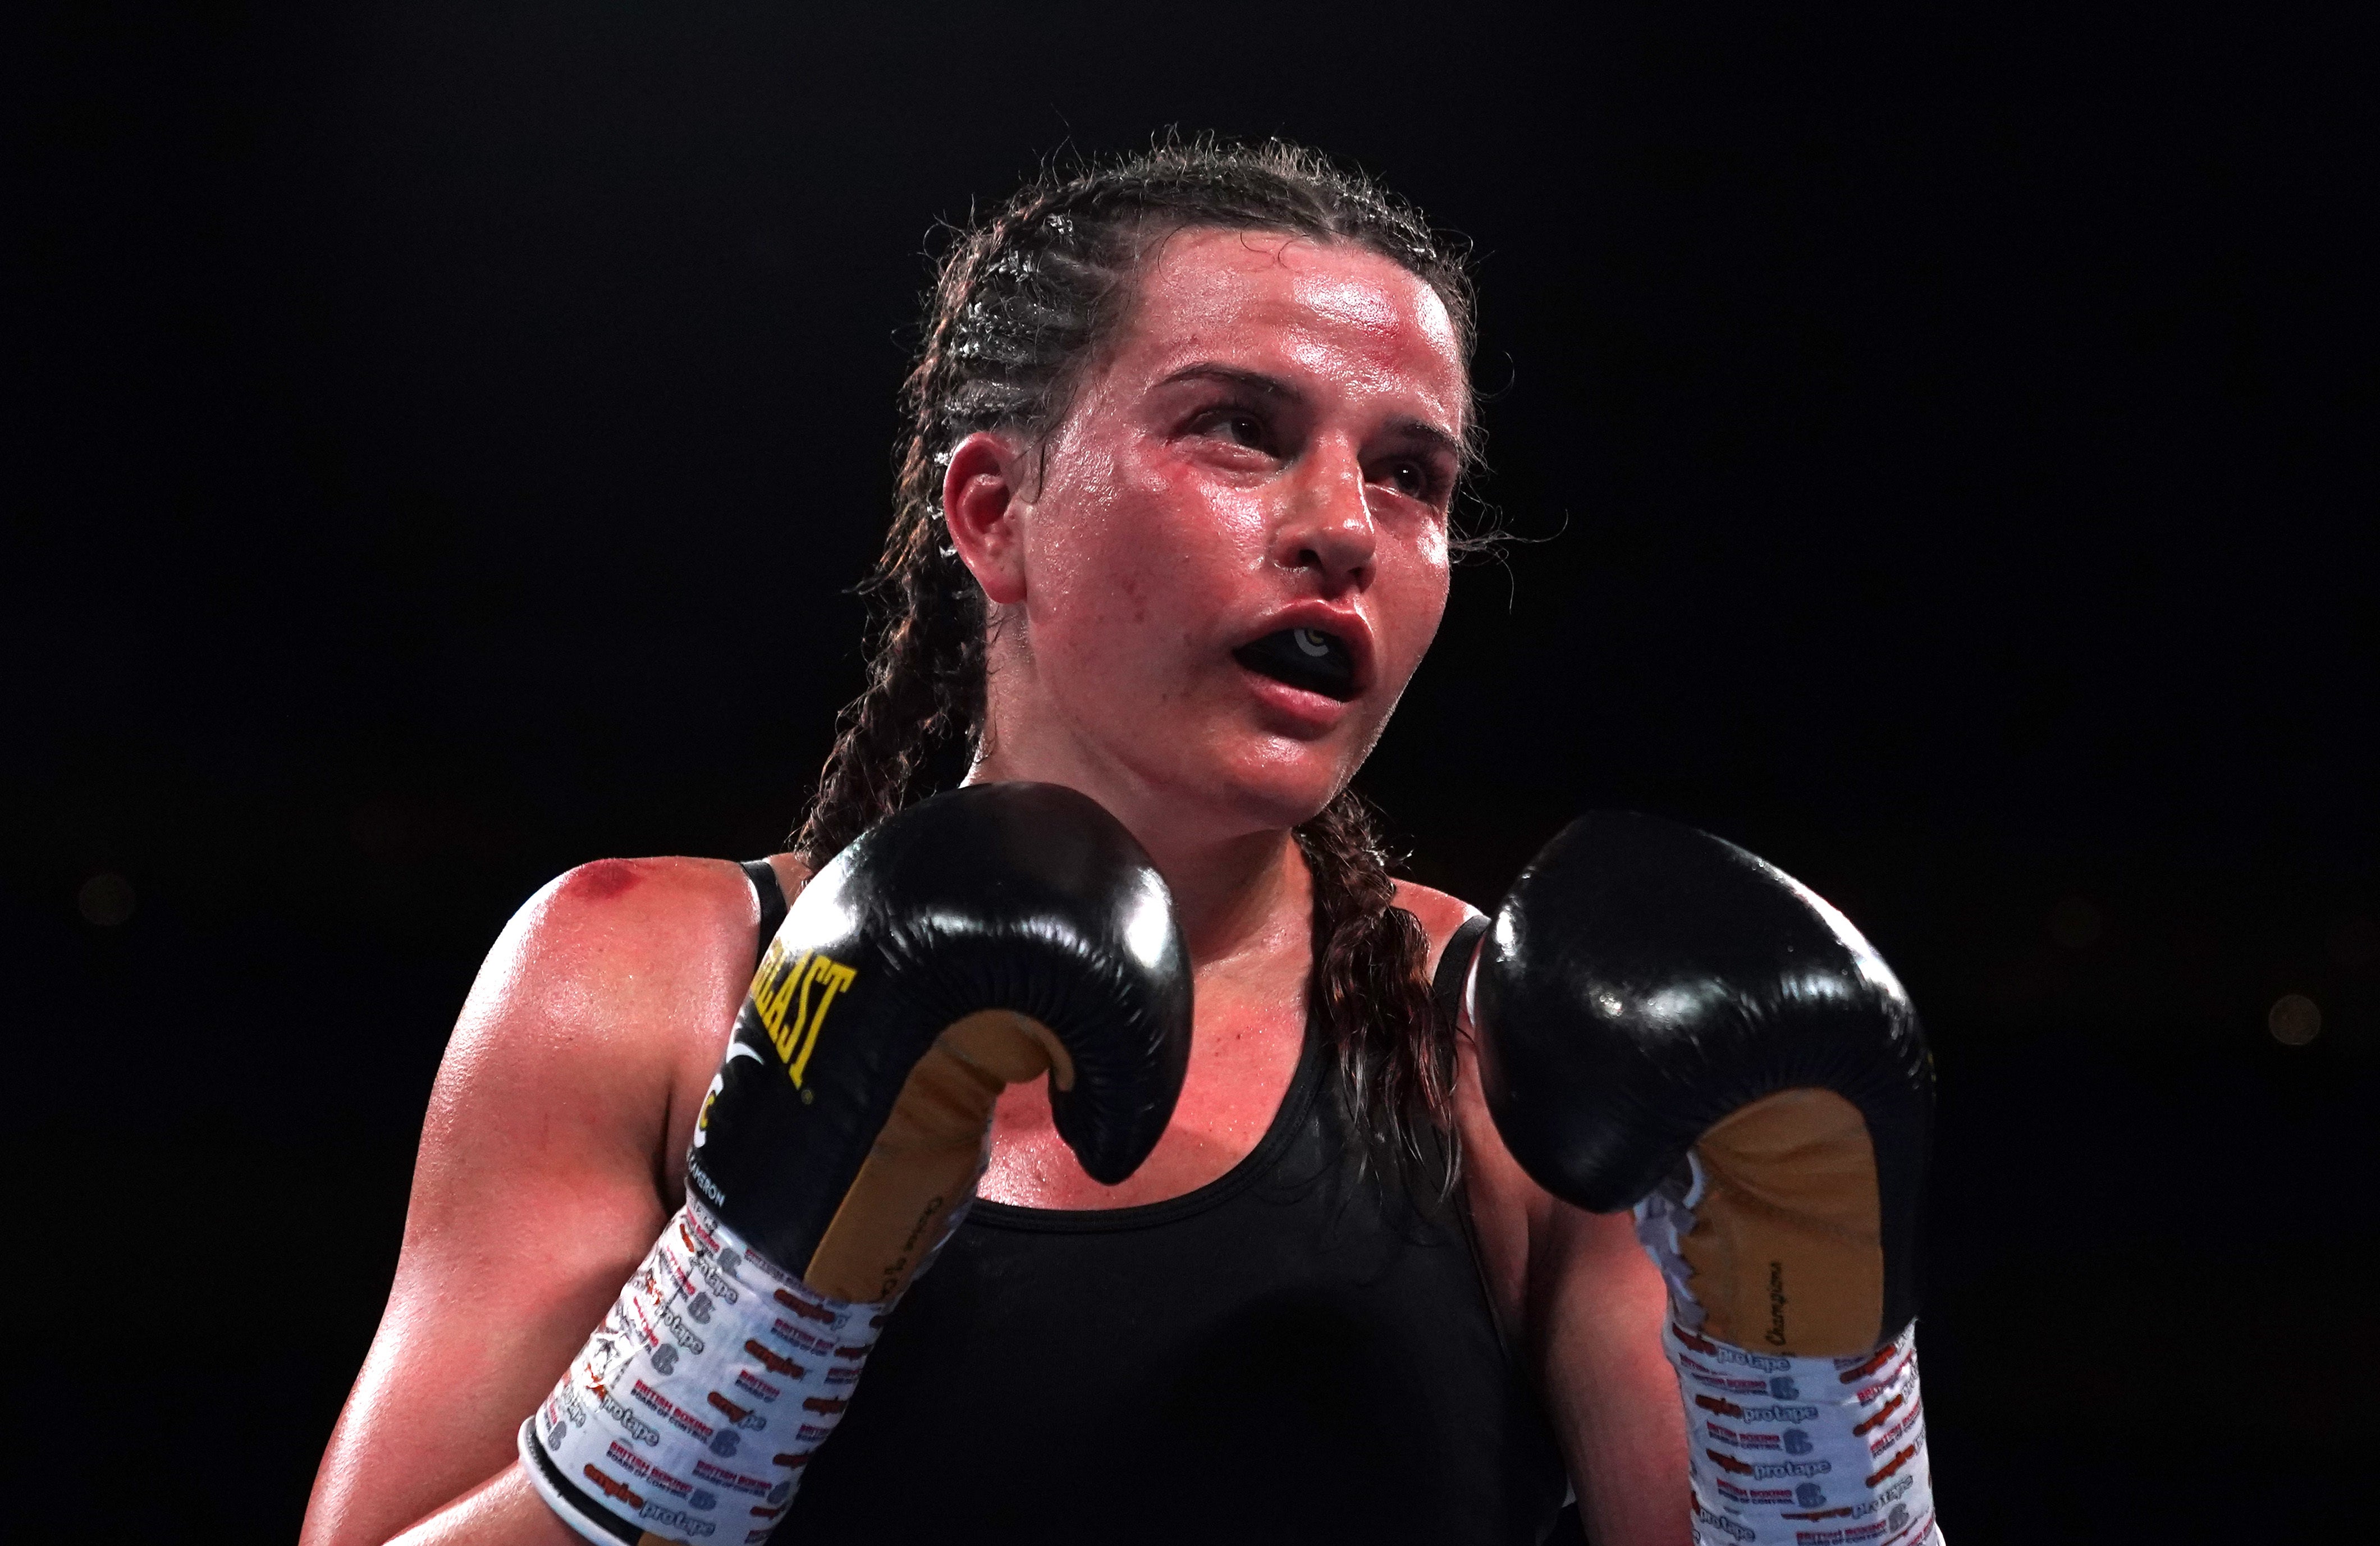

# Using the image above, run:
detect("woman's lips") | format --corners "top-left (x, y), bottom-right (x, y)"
top-left (1232, 652), bottom-right (1356, 732)
top-left (1230, 627), bottom-right (1358, 701)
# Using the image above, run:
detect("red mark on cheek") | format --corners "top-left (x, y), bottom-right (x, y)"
top-left (566, 859), bottom-right (645, 900)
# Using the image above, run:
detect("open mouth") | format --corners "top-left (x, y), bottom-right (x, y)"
top-left (1232, 628), bottom-right (1357, 702)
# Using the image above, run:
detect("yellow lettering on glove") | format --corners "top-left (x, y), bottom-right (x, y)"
top-left (749, 940), bottom-right (859, 1088)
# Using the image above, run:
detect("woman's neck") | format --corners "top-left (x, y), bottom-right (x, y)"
top-left (964, 755), bottom-right (1308, 972)
top-left (1143, 825), bottom-right (1307, 967)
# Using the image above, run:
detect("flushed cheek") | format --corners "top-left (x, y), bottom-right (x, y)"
top-left (1058, 500), bottom-right (1264, 656)
top-left (1047, 542), bottom-right (1210, 666)
top-left (1028, 562), bottom-right (1210, 720)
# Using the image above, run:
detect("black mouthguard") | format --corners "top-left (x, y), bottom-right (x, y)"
top-left (1233, 628), bottom-right (1356, 701)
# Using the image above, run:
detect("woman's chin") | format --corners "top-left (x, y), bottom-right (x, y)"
top-left (1023, 725), bottom-right (1365, 841)
top-left (1196, 752), bottom-right (1361, 834)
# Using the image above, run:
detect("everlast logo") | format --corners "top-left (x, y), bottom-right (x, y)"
top-left (1765, 1261), bottom-right (1789, 1347)
top-left (748, 941), bottom-right (858, 1088)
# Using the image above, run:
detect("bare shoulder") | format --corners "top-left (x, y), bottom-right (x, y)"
top-left (462, 854), bottom-right (780, 1025)
top-left (419, 853), bottom-right (809, 1219)
top-left (1391, 878), bottom-right (1485, 981)
top-left (437, 858), bottom-right (759, 1112)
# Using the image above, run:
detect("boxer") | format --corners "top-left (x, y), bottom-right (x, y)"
top-left (304, 140), bottom-right (1943, 1546)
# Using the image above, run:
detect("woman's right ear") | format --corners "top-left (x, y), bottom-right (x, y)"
top-left (942, 431), bottom-right (1028, 606)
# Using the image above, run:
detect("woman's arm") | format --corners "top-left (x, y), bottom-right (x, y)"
top-left (1410, 883), bottom-right (1690, 1546)
top-left (1527, 1200), bottom-right (1692, 1544)
top-left (300, 857), bottom-right (765, 1546)
top-left (1456, 1038), bottom-right (1690, 1545)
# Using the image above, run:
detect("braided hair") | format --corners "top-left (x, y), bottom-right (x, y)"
top-left (794, 139), bottom-right (1480, 1195)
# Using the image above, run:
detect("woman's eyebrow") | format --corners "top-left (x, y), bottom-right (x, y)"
top-left (1154, 363), bottom-right (1302, 403)
top-left (1381, 416), bottom-right (1464, 465)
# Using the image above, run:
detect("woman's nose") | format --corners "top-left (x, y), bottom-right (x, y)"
top-left (1271, 440), bottom-right (1376, 587)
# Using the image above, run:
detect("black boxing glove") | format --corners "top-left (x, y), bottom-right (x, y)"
top-left (522, 784), bottom-right (1191, 1545)
top-left (1473, 812), bottom-right (1941, 1546)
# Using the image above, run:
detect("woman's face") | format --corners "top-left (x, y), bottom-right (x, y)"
top-left (953, 226), bottom-right (1467, 841)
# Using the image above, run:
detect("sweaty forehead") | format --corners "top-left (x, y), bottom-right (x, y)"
top-left (1119, 227), bottom-right (1466, 423)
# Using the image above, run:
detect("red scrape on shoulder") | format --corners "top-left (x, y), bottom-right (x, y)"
top-left (564, 858), bottom-right (647, 901)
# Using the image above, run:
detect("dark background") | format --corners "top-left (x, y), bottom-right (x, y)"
top-left (14, 3), bottom-right (2373, 1540)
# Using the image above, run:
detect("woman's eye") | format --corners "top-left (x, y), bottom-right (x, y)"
top-left (1197, 409), bottom-right (1269, 449)
top-left (1380, 460), bottom-right (1432, 499)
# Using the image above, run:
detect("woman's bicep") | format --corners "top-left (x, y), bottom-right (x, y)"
top-left (304, 1116), bottom-right (663, 1546)
top-left (301, 869), bottom-right (710, 1546)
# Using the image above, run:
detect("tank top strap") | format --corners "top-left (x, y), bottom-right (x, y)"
top-left (741, 858), bottom-right (788, 967)
top-left (1434, 913), bottom-right (1491, 1029)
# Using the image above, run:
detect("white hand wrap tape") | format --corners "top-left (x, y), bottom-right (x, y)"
top-left (1664, 1319), bottom-right (1942, 1546)
top-left (519, 1200), bottom-right (896, 1545)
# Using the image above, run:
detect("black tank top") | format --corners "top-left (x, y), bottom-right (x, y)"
top-left (739, 864), bottom-right (1568, 1543)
